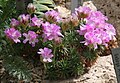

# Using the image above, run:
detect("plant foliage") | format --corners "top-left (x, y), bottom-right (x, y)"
top-left (33, 0), bottom-right (55, 17)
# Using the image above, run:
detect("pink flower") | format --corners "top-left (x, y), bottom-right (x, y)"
top-left (84, 31), bottom-right (102, 49)
top-left (30, 16), bottom-right (42, 27)
top-left (37, 47), bottom-right (54, 62)
top-left (77, 23), bottom-right (95, 35)
top-left (42, 22), bottom-right (64, 42)
top-left (10, 18), bottom-right (19, 27)
top-left (104, 23), bottom-right (116, 39)
top-left (86, 11), bottom-right (108, 24)
top-left (4, 28), bottom-right (21, 43)
top-left (23, 31), bottom-right (38, 47)
top-left (75, 6), bottom-right (92, 18)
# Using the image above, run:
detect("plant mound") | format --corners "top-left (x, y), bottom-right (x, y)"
top-left (1, 2), bottom-right (117, 82)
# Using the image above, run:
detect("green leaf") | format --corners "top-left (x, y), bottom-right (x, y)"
top-left (47, 4), bottom-right (55, 8)
top-left (1, 40), bottom-right (7, 45)
top-left (35, 4), bottom-right (50, 11)
top-left (35, 0), bottom-right (53, 5)
top-left (3, 55), bottom-right (31, 81)
top-left (35, 11), bottom-right (44, 15)
top-left (33, 0), bottom-right (55, 17)
top-left (35, 11), bottom-right (44, 17)
top-left (83, 49), bottom-right (96, 60)
top-left (0, 47), bottom-right (2, 52)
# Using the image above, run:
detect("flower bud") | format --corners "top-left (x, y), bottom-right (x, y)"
top-left (70, 14), bottom-right (79, 27)
top-left (44, 10), bottom-right (61, 23)
top-left (75, 6), bottom-right (91, 19)
top-left (18, 14), bottom-right (30, 28)
top-left (54, 37), bottom-right (62, 44)
top-left (61, 18), bottom-right (71, 31)
top-left (27, 3), bottom-right (36, 14)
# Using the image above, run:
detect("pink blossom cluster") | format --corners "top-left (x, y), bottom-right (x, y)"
top-left (5, 14), bottom-right (44, 46)
top-left (4, 28), bottom-right (38, 47)
top-left (4, 28), bottom-right (21, 43)
top-left (4, 6), bottom-right (116, 63)
top-left (4, 13), bottom-right (63, 62)
top-left (76, 6), bottom-right (116, 49)
top-left (23, 31), bottom-right (38, 47)
top-left (17, 14), bottom-right (42, 28)
top-left (42, 22), bottom-right (64, 42)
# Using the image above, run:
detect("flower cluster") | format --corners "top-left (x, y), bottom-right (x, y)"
top-left (23, 31), bottom-right (38, 47)
top-left (76, 6), bottom-right (116, 49)
top-left (5, 14), bottom-right (40, 47)
top-left (4, 11), bottom-right (63, 62)
top-left (4, 5), bottom-right (116, 63)
top-left (4, 28), bottom-right (21, 43)
top-left (42, 22), bottom-right (64, 42)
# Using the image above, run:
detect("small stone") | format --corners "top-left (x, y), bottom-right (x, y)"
top-left (102, 73), bottom-right (110, 79)
top-left (103, 71), bottom-right (106, 73)
top-left (108, 79), bottom-right (117, 83)
top-left (94, 70), bottom-right (97, 72)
